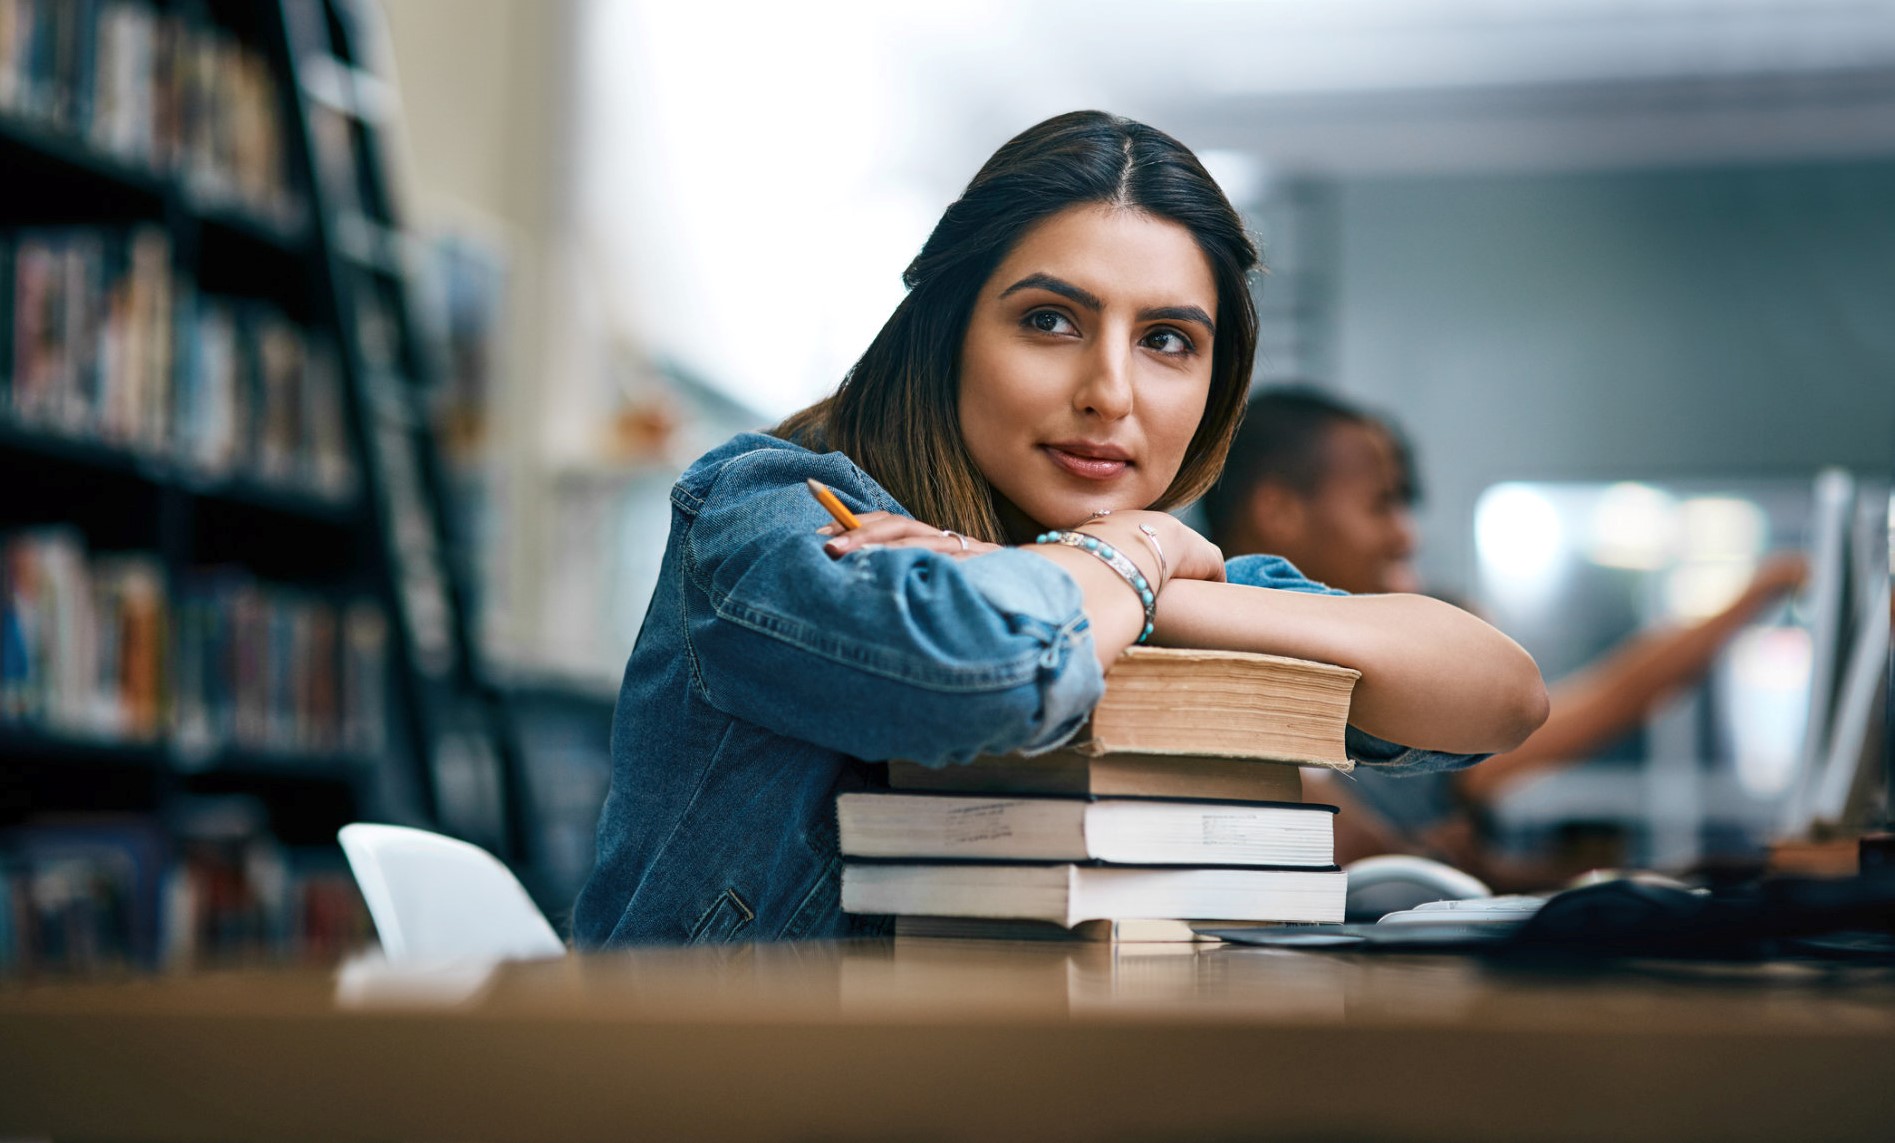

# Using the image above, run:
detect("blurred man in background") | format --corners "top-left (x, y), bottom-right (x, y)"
top-left (1202, 387), bottom-right (1807, 885)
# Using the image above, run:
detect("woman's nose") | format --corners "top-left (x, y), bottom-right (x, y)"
top-left (1073, 343), bottom-right (1134, 420)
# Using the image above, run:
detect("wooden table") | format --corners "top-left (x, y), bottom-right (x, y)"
top-left (2, 938), bottom-right (1892, 1142)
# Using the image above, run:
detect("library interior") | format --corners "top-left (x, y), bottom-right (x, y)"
top-left (1, 1), bottom-right (1893, 1140)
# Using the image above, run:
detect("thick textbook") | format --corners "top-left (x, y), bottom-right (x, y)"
top-left (1078, 646), bottom-right (1358, 765)
top-left (842, 862), bottom-right (1347, 927)
top-left (888, 748), bottom-right (1309, 802)
top-left (838, 793), bottom-right (1335, 867)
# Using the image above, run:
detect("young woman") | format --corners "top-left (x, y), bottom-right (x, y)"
top-left (573, 111), bottom-right (1548, 947)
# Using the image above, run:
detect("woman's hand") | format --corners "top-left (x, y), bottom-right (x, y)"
top-left (1085, 511), bottom-right (1226, 587)
top-left (819, 512), bottom-right (1003, 560)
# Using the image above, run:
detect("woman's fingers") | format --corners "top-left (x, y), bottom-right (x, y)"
top-left (816, 510), bottom-right (895, 537)
top-left (821, 514), bottom-right (997, 559)
top-left (824, 515), bottom-right (934, 550)
top-left (825, 532), bottom-right (967, 558)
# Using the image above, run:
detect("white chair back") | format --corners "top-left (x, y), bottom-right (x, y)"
top-left (338, 823), bottom-right (566, 963)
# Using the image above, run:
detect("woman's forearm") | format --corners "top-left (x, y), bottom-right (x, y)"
top-left (1150, 580), bottom-right (1549, 754)
top-left (1023, 543), bottom-right (1149, 669)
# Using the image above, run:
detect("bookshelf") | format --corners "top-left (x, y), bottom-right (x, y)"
top-left (0, 0), bottom-right (517, 973)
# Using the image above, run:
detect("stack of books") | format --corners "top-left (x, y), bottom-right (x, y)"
top-left (840, 646), bottom-right (1359, 939)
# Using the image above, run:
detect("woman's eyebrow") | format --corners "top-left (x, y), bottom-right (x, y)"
top-left (1138, 305), bottom-right (1215, 334)
top-left (998, 273), bottom-right (1102, 311)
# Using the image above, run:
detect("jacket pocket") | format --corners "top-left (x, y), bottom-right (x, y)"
top-left (687, 887), bottom-right (755, 945)
top-left (777, 856), bottom-right (843, 942)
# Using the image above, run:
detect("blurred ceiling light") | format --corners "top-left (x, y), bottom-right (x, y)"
top-left (1680, 496), bottom-right (1769, 562)
top-left (1664, 559), bottom-right (1755, 621)
top-left (1586, 482), bottom-right (1678, 570)
top-left (1476, 483), bottom-right (1566, 587)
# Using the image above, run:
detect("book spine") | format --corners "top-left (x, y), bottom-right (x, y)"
top-left (0, 231), bottom-right (13, 416)
top-left (12, 232), bottom-right (61, 425)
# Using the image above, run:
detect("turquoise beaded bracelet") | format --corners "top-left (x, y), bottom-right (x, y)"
top-left (1034, 529), bottom-right (1157, 644)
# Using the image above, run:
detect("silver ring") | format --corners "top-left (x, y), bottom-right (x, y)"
top-left (941, 529), bottom-right (970, 553)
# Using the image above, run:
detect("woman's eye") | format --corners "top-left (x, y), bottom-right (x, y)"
top-left (1144, 328), bottom-right (1194, 355)
top-left (1026, 310), bottom-right (1075, 335)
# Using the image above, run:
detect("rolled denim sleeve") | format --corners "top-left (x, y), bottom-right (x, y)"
top-left (677, 443), bottom-right (1102, 767)
top-left (1224, 553), bottom-right (1489, 774)
top-left (1345, 725), bottom-right (1490, 774)
top-left (1224, 553), bottom-right (1346, 596)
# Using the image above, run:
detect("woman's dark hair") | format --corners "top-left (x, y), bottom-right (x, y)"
top-left (774, 110), bottom-right (1260, 543)
top-left (1199, 385), bottom-right (1421, 549)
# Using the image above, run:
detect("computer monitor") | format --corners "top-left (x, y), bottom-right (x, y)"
top-left (1471, 472), bottom-right (1887, 866)
top-left (1780, 475), bottom-right (1891, 840)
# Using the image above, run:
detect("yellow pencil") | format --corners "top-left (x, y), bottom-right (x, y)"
top-left (805, 477), bottom-right (863, 531)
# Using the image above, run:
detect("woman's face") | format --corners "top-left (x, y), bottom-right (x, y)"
top-left (957, 204), bottom-right (1218, 537)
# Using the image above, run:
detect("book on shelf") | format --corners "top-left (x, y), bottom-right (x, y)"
top-left (160, 796), bottom-right (374, 969)
top-left (842, 862), bottom-right (1347, 928)
top-left (0, 0), bottom-right (91, 131)
top-left (7, 225), bottom-right (172, 448)
top-left (0, 803), bottom-right (374, 974)
top-left (888, 748), bottom-right (1309, 803)
top-left (170, 568), bottom-right (390, 761)
top-left (0, 528), bottom-right (390, 758)
top-left (3, 224), bottom-right (357, 499)
top-left (838, 793), bottom-right (1335, 867)
top-left (1, 0), bottom-right (302, 228)
top-left (1070, 646), bottom-right (1359, 766)
top-left (0, 529), bottom-right (165, 740)
top-left (0, 813), bottom-right (171, 972)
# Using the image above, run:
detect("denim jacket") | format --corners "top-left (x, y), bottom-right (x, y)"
top-left (572, 432), bottom-right (1483, 948)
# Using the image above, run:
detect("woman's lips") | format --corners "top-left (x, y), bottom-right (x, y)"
top-left (1043, 445), bottom-right (1130, 481)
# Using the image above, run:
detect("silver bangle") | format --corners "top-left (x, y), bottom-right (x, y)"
top-left (1134, 523), bottom-right (1168, 585)
top-left (1034, 528), bottom-right (1156, 644)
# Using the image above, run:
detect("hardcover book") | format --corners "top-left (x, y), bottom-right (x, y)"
top-left (842, 862), bottom-right (1347, 927)
top-left (888, 748), bottom-right (1309, 802)
top-left (1075, 646), bottom-right (1358, 766)
top-left (838, 793), bottom-right (1335, 867)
